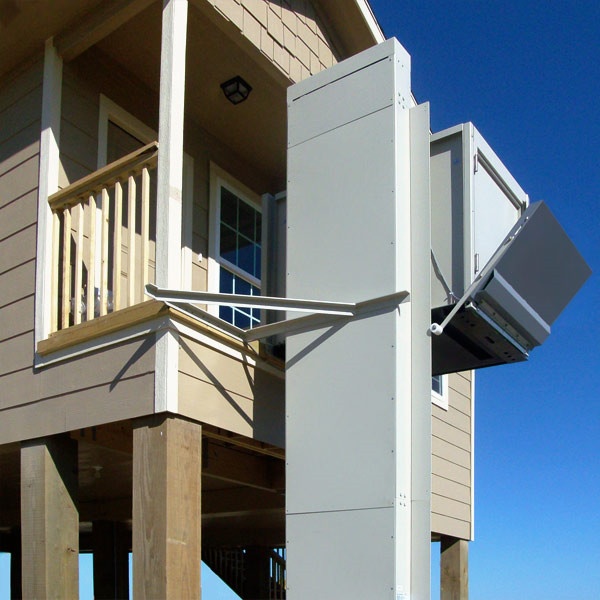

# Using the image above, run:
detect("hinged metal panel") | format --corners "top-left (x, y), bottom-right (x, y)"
top-left (432, 201), bottom-right (591, 374)
top-left (430, 123), bottom-right (529, 308)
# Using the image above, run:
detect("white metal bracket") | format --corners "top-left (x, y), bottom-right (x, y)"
top-left (429, 213), bottom-right (530, 336)
top-left (146, 284), bottom-right (410, 342)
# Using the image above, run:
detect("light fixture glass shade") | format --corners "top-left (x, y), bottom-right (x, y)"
top-left (221, 76), bottom-right (252, 105)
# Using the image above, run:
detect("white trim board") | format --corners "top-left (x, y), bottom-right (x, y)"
top-left (34, 39), bottom-right (63, 348)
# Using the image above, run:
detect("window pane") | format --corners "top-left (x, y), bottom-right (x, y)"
top-left (220, 223), bottom-right (237, 264)
top-left (234, 309), bottom-right (251, 329)
top-left (236, 277), bottom-right (251, 296)
top-left (218, 268), bottom-right (261, 329)
top-left (237, 199), bottom-right (255, 241)
top-left (220, 188), bottom-right (237, 226)
top-left (220, 268), bottom-right (234, 294)
top-left (432, 375), bottom-right (443, 395)
top-left (220, 305), bottom-right (233, 323)
top-left (219, 185), bottom-right (261, 281)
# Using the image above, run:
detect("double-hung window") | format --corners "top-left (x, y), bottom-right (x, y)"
top-left (210, 164), bottom-right (262, 329)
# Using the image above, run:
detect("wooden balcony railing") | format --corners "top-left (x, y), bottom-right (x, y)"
top-left (48, 141), bottom-right (159, 333)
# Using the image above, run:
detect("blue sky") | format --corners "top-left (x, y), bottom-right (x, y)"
top-left (367, 1), bottom-right (599, 598)
top-left (2, 2), bottom-right (597, 599)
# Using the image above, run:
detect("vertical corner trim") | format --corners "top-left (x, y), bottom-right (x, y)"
top-left (154, 327), bottom-right (179, 414)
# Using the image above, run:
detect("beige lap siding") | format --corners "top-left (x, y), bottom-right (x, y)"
top-left (0, 59), bottom-right (43, 392)
top-left (431, 371), bottom-right (473, 540)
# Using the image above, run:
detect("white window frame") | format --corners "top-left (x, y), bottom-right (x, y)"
top-left (208, 162), bottom-right (262, 320)
top-left (97, 95), bottom-right (194, 290)
top-left (431, 374), bottom-right (449, 410)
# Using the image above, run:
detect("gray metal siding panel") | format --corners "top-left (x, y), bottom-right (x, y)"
top-left (287, 508), bottom-right (396, 599)
top-left (430, 131), bottom-right (465, 306)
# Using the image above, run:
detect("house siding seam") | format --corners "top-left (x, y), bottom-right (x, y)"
top-left (207, 0), bottom-right (338, 82)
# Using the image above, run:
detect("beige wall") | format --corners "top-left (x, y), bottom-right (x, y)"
top-left (0, 337), bottom-right (156, 444)
top-left (205, 0), bottom-right (339, 82)
top-left (178, 333), bottom-right (285, 447)
top-left (0, 59), bottom-right (43, 390)
top-left (432, 371), bottom-right (473, 540)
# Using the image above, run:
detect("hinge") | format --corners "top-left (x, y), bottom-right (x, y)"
top-left (474, 152), bottom-right (479, 173)
top-left (474, 253), bottom-right (480, 274)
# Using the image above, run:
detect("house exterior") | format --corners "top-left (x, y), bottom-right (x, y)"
top-left (0, 1), bottom-right (475, 598)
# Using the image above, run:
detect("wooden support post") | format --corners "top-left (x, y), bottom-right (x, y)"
top-left (21, 435), bottom-right (79, 599)
top-left (244, 547), bottom-right (272, 600)
top-left (10, 527), bottom-right (22, 600)
top-left (93, 521), bottom-right (129, 600)
top-left (441, 536), bottom-right (469, 600)
top-left (132, 415), bottom-right (202, 599)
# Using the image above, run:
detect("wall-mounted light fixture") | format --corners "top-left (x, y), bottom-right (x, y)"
top-left (220, 76), bottom-right (252, 105)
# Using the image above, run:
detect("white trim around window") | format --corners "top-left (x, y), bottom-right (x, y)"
top-left (98, 94), bottom-right (156, 168)
top-left (431, 374), bottom-right (449, 410)
top-left (208, 162), bottom-right (262, 325)
top-left (97, 95), bottom-right (194, 290)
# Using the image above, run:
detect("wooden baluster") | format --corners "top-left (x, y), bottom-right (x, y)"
top-left (100, 187), bottom-right (110, 316)
top-left (87, 193), bottom-right (96, 322)
top-left (50, 210), bottom-right (60, 333)
top-left (113, 180), bottom-right (123, 311)
top-left (61, 206), bottom-right (72, 329)
top-left (127, 174), bottom-right (137, 306)
top-left (73, 201), bottom-right (84, 325)
top-left (141, 166), bottom-right (150, 300)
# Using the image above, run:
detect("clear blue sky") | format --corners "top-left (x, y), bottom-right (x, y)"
top-left (2, 2), bottom-right (597, 599)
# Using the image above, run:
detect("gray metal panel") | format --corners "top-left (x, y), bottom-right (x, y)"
top-left (432, 201), bottom-right (591, 374)
top-left (473, 159), bottom-right (521, 273)
top-left (477, 270), bottom-right (550, 345)
top-left (288, 54), bottom-right (395, 148)
top-left (288, 37), bottom-right (401, 104)
top-left (287, 106), bottom-right (398, 302)
top-left (286, 508), bottom-right (395, 600)
top-left (430, 130), bottom-right (465, 306)
top-left (409, 102), bottom-right (433, 596)
top-left (286, 38), bottom-right (431, 598)
top-left (429, 123), bottom-right (529, 309)
top-left (286, 311), bottom-right (397, 514)
top-left (483, 201), bottom-right (591, 326)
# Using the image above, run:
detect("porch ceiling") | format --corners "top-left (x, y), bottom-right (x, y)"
top-left (0, 0), bottom-right (104, 76)
top-left (95, 1), bottom-right (288, 184)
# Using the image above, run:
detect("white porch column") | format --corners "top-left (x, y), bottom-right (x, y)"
top-left (156, 0), bottom-right (187, 289)
top-left (154, 0), bottom-right (187, 414)
top-left (35, 39), bottom-right (62, 346)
